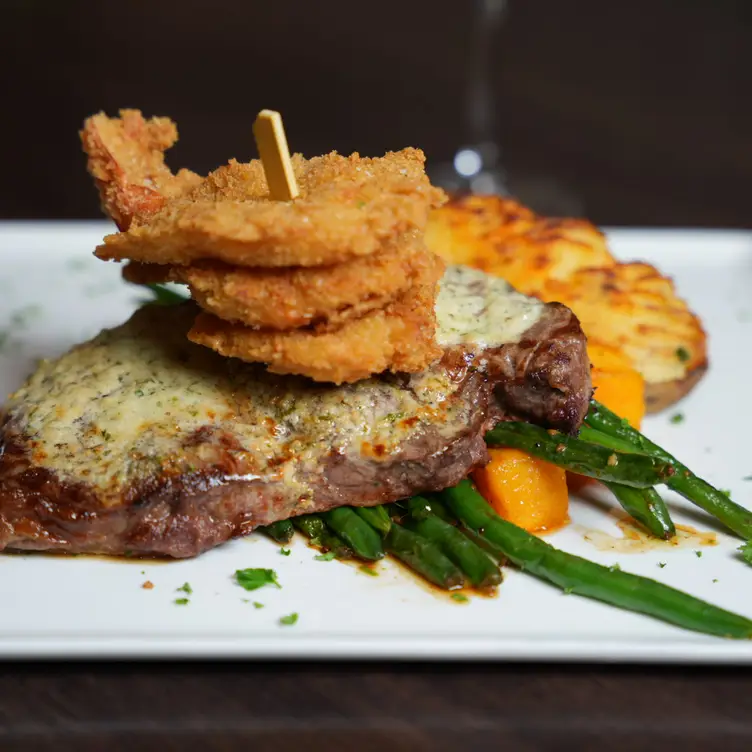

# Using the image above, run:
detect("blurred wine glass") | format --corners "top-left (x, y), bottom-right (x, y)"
top-left (430, 0), bottom-right (508, 195)
top-left (431, 0), bottom-right (583, 216)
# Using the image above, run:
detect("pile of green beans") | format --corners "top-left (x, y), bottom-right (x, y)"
top-left (257, 399), bottom-right (752, 638)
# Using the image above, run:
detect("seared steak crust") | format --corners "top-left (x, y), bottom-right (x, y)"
top-left (0, 299), bottom-right (590, 558)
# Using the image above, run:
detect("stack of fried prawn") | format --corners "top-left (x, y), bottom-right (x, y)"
top-left (81, 110), bottom-right (447, 383)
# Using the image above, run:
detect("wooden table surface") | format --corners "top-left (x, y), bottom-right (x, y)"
top-left (1, 659), bottom-right (751, 750)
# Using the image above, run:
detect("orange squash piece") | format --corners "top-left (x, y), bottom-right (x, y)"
top-left (588, 340), bottom-right (646, 429)
top-left (473, 448), bottom-right (569, 532)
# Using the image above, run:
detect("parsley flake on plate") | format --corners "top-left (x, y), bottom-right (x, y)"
top-left (279, 612), bottom-right (298, 626)
top-left (235, 568), bottom-right (281, 591)
top-left (314, 551), bottom-right (337, 562)
top-left (739, 542), bottom-right (752, 566)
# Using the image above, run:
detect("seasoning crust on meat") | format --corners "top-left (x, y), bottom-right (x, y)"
top-left (0, 268), bottom-right (592, 557)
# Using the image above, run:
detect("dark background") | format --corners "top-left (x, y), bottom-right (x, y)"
top-left (2, 0), bottom-right (751, 226)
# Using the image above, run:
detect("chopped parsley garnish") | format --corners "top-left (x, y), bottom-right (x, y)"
top-left (669, 413), bottom-right (684, 424)
top-left (253, 602), bottom-right (264, 609)
top-left (176, 582), bottom-right (193, 594)
top-left (695, 550), bottom-right (703, 558)
top-left (658, 562), bottom-right (667, 568)
top-left (235, 568), bottom-right (281, 591)
top-left (174, 598), bottom-right (189, 605)
top-left (279, 612), bottom-right (298, 626)
top-left (676, 346), bottom-right (691, 363)
top-left (358, 565), bottom-right (378, 577)
top-left (279, 548), bottom-right (291, 557)
top-left (451, 593), bottom-right (468, 602)
top-left (134, 388), bottom-right (144, 397)
top-left (100, 429), bottom-right (112, 442)
top-left (314, 551), bottom-right (337, 562)
top-left (738, 542), bottom-right (752, 566)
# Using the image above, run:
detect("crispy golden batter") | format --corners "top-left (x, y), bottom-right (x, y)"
top-left (83, 109), bottom-right (447, 382)
top-left (426, 195), bottom-right (707, 411)
top-left (425, 194), bottom-right (614, 294)
top-left (187, 255), bottom-right (445, 383)
top-left (80, 110), bottom-right (201, 230)
top-left (124, 233), bottom-right (433, 330)
top-left (97, 150), bottom-right (446, 268)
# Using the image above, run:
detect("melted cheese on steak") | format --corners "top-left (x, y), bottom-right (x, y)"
top-left (436, 266), bottom-right (544, 348)
top-left (3, 266), bottom-right (543, 503)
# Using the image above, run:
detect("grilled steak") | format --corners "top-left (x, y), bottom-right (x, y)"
top-left (0, 266), bottom-right (591, 557)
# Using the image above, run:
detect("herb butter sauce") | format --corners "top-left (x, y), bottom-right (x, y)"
top-left (436, 265), bottom-right (544, 348)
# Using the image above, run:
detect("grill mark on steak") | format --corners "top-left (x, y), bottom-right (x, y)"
top-left (0, 296), bottom-right (591, 558)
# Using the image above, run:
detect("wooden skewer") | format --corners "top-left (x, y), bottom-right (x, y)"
top-left (252, 109), bottom-right (299, 201)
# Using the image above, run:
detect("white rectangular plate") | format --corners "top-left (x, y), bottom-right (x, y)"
top-left (1, 222), bottom-right (751, 662)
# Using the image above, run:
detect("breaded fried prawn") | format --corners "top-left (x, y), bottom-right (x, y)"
top-left (123, 233), bottom-right (435, 330)
top-left (97, 150), bottom-right (446, 268)
top-left (80, 110), bottom-right (201, 230)
top-left (187, 254), bottom-right (445, 383)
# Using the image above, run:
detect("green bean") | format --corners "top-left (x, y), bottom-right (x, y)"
top-left (485, 422), bottom-right (673, 487)
top-left (292, 515), bottom-right (353, 559)
top-left (457, 527), bottom-right (507, 564)
top-left (586, 400), bottom-right (752, 540)
top-left (384, 523), bottom-right (464, 590)
top-left (442, 480), bottom-right (752, 639)
top-left (604, 482), bottom-right (676, 540)
top-left (353, 505), bottom-right (392, 535)
top-left (406, 497), bottom-right (501, 588)
top-left (578, 424), bottom-right (646, 454)
top-left (411, 494), bottom-right (456, 523)
top-left (145, 283), bottom-right (189, 305)
top-left (257, 519), bottom-right (294, 544)
top-left (322, 507), bottom-right (385, 561)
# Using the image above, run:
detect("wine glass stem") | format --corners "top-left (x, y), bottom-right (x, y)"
top-left (466, 0), bottom-right (506, 156)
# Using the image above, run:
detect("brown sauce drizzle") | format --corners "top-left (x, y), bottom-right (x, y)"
top-left (583, 513), bottom-right (717, 554)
